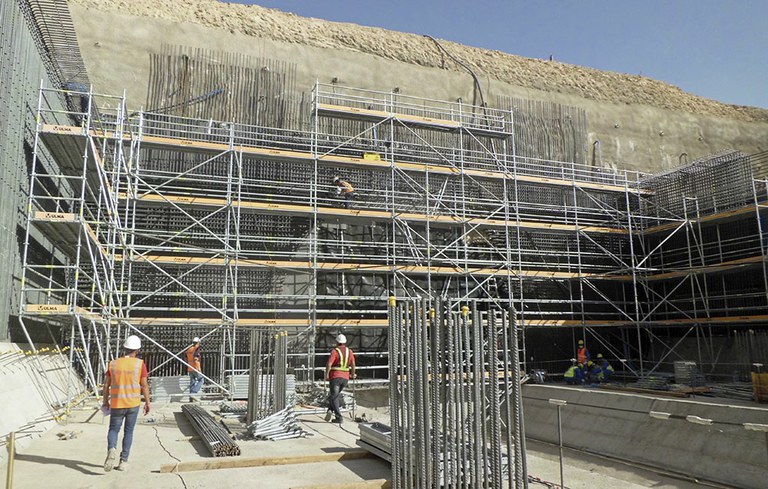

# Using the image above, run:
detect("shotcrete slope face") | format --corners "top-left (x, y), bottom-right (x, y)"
top-left (68, 0), bottom-right (768, 172)
top-left (68, 0), bottom-right (766, 122)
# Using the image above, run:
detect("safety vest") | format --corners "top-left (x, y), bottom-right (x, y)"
top-left (109, 357), bottom-right (143, 409)
top-left (186, 345), bottom-right (201, 372)
top-left (577, 347), bottom-right (589, 365)
top-left (338, 181), bottom-right (354, 195)
top-left (564, 366), bottom-right (576, 379)
top-left (330, 347), bottom-right (351, 372)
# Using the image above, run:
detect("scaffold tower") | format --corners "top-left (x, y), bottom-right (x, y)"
top-left (18, 81), bottom-right (768, 395)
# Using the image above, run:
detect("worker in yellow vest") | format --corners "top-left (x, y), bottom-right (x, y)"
top-left (186, 337), bottom-right (204, 399)
top-left (324, 334), bottom-right (356, 424)
top-left (102, 335), bottom-right (150, 472)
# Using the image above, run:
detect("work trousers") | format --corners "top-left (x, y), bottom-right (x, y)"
top-left (189, 371), bottom-right (204, 394)
top-left (328, 377), bottom-right (348, 421)
top-left (107, 406), bottom-right (140, 462)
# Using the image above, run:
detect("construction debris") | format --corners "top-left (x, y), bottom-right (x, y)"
top-left (219, 400), bottom-right (248, 417)
top-left (56, 430), bottom-right (82, 440)
top-left (182, 404), bottom-right (241, 457)
top-left (295, 384), bottom-right (355, 413)
top-left (247, 407), bottom-right (312, 441)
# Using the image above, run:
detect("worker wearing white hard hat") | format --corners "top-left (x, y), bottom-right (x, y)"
top-left (102, 335), bottom-right (150, 472)
top-left (324, 333), bottom-right (356, 424)
top-left (186, 337), bottom-right (204, 399)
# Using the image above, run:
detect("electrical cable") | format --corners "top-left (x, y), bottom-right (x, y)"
top-left (153, 425), bottom-right (188, 489)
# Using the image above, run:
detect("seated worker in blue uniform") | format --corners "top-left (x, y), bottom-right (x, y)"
top-left (564, 360), bottom-right (584, 385)
top-left (596, 353), bottom-right (614, 382)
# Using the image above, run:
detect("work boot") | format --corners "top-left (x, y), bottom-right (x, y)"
top-left (103, 448), bottom-right (117, 472)
top-left (331, 417), bottom-right (343, 425)
top-left (324, 410), bottom-right (333, 422)
top-left (115, 460), bottom-right (129, 471)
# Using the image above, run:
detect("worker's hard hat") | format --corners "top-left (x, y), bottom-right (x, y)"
top-left (333, 176), bottom-right (340, 182)
top-left (336, 334), bottom-right (347, 344)
top-left (193, 337), bottom-right (201, 343)
top-left (597, 353), bottom-right (603, 359)
top-left (123, 335), bottom-right (141, 350)
top-left (587, 361), bottom-right (594, 367)
top-left (578, 339), bottom-right (584, 345)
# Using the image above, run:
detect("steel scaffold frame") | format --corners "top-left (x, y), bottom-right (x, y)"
top-left (18, 83), bottom-right (768, 396)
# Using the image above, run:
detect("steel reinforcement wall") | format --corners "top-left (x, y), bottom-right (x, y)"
top-left (0, 0), bottom-right (86, 340)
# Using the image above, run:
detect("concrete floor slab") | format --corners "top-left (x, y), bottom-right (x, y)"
top-left (1, 400), bottom-right (722, 489)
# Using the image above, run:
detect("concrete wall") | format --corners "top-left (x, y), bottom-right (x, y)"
top-left (70, 7), bottom-right (768, 175)
top-left (523, 384), bottom-right (768, 488)
top-left (0, 342), bottom-right (87, 461)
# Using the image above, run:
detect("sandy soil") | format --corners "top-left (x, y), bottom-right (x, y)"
top-left (69, 0), bottom-right (768, 123)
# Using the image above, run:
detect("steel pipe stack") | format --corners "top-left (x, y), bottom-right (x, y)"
top-left (388, 297), bottom-right (527, 488)
top-left (247, 407), bottom-right (311, 440)
top-left (182, 404), bottom-right (241, 457)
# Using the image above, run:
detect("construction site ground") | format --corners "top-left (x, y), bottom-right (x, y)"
top-left (2, 398), bottom-right (709, 489)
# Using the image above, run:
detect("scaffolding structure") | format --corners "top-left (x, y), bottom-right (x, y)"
top-left (18, 82), bottom-right (768, 397)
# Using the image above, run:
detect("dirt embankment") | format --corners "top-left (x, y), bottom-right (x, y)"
top-left (69, 0), bottom-right (768, 123)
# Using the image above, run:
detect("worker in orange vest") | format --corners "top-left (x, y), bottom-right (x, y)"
top-left (577, 339), bottom-right (591, 365)
top-left (102, 335), bottom-right (150, 472)
top-left (186, 337), bottom-right (204, 399)
top-left (333, 176), bottom-right (356, 209)
top-left (324, 334), bottom-right (356, 424)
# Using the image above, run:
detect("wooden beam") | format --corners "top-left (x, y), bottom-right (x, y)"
top-left (290, 480), bottom-right (391, 489)
top-left (159, 449), bottom-right (374, 473)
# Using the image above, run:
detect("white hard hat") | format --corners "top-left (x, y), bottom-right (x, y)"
top-left (123, 335), bottom-right (141, 350)
top-left (192, 337), bottom-right (201, 343)
top-left (333, 176), bottom-right (340, 182)
top-left (336, 334), bottom-right (347, 344)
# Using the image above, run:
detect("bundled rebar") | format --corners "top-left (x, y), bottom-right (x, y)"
top-left (182, 404), bottom-right (241, 457)
top-left (388, 297), bottom-right (527, 488)
top-left (247, 329), bottom-right (289, 424)
top-left (247, 407), bottom-right (311, 441)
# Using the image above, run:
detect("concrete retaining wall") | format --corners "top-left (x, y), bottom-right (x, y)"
top-left (0, 342), bottom-right (87, 461)
top-left (523, 384), bottom-right (768, 488)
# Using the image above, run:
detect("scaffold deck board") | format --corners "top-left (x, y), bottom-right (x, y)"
top-left (108, 314), bottom-right (768, 329)
top-left (600, 254), bottom-right (765, 282)
top-left (642, 203), bottom-right (765, 235)
top-left (23, 304), bottom-right (101, 321)
top-left (40, 125), bottom-right (645, 195)
top-left (642, 254), bottom-right (764, 281)
top-left (116, 253), bottom-right (595, 279)
top-left (31, 211), bottom-right (109, 259)
top-left (121, 317), bottom-right (388, 328)
top-left (123, 192), bottom-right (627, 235)
top-left (316, 103), bottom-right (462, 129)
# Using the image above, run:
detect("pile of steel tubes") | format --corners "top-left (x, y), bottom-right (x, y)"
top-left (388, 298), bottom-right (527, 488)
top-left (247, 407), bottom-right (311, 441)
top-left (182, 404), bottom-right (241, 457)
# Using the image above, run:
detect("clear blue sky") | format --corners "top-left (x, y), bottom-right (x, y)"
top-left (233, 1), bottom-right (767, 108)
